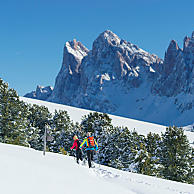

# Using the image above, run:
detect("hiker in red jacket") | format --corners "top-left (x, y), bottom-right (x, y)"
top-left (70, 135), bottom-right (83, 164)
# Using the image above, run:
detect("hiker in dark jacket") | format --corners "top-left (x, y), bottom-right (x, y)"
top-left (80, 132), bottom-right (98, 168)
top-left (70, 135), bottom-right (83, 164)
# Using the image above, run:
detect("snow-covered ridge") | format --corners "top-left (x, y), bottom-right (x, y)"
top-left (20, 97), bottom-right (194, 147)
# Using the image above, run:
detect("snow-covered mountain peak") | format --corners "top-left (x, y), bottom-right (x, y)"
top-left (65, 39), bottom-right (89, 65)
top-left (93, 30), bottom-right (145, 56)
top-left (92, 30), bottom-right (161, 68)
top-left (47, 39), bottom-right (89, 104)
top-left (95, 30), bottom-right (121, 46)
top-left (24, 85), bottom-right (53, 100)
top-left (91, 30), bottom-right (121, 59)
top-left (62, 39), bottom-right (89, 75)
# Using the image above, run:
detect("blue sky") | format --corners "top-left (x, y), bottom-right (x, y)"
top-left (0, 0), bottom-right (193, 96)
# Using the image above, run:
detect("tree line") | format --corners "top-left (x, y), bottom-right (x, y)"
top-left (0, 78), bottom-right (193, 184)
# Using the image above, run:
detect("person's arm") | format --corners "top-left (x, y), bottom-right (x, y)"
top-left (70, 141), bottom-right (76, 150)
top-left (94, 139), bottom-right (98, 151)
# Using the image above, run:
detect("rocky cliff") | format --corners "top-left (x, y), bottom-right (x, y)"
top-left (25, 30), bottom-right (194, 126)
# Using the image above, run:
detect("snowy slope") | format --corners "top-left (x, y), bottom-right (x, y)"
top-left (1, 143), bottom-right (194, 194)
top-left (20, 97), bottom-right (194, 147)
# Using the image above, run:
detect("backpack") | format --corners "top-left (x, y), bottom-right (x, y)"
top-left (87, 136), bottom-right (95, 148)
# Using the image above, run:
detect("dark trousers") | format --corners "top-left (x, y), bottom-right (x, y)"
top-left (76, 149), bottom-right (82, 163)
top-left (87, 150), bottom-right (94, 168)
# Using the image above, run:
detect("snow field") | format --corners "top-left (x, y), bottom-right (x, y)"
top-left (0, 143), bottom-right (193, 194)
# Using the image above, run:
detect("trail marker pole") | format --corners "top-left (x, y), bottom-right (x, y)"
top-left (43, 125), bottom-right (47, 156)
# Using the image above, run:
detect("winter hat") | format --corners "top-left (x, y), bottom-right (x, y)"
top-left (87, 132), bottom-right (91, 137)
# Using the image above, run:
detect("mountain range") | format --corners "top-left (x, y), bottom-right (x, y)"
top-left (24, 30), bottom-right (194, 126)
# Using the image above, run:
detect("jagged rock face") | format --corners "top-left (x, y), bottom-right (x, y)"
top-left (48, 40), bottom-right (89, 104)
top-left (74, 30), bottom-right (162, 111)
top-left (152, 32), bottom-right (194, 97)
top-left (24, 86), bottom-right (53, 100)
top-left (88, 30), bottom-right (161, 81)
top-left (25, 30), bottom-right (194, 126)
top-left (48, 30), bottom-right (162, 112)
top-left (163, 40), bottom-right (181, 76)
top-left (184, 32), bottom-right (194, 94)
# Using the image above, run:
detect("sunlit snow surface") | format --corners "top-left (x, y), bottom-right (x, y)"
top-left (1, 143), bottom-right (194, 194)
top-left (20, 97), bottom-right (194, 147)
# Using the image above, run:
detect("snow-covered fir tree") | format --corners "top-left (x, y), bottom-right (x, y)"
top-left (0, 79), bottom-right (29, 146)
top-left (26, 104), bottom-right (52, 150)
top-left (103, 126), bottom-right (121, 168)
top-left (145, 132), bottom-right (162, 176)
top-left (51, 110), bottom-right (74, 154)
top-left (132, 142), bottom-right (154, 175)
top-left (188, 148), bottom-right (194, 184)
top-left (111, 127), bottom-right (133, 171)
top-left (160, 126), bottom-right (193, 183)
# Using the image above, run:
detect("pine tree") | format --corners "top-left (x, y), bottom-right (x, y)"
top-left (145, 132), bottom-right (162, 176)
top-left (98, 125), bottom-right (119, 166)
top-left (160, 126), bottom-right (193, 183)
top-left (187, 148), bottom-right (194, 184)
top-left (26, 104), bottom-right (52, 150)
top-left (132, 142), bottom-right (153, 175)
top-left (112, 127), bottom-right (133, 171)
top-left (51, 110), bottom-right (74, 154)
top-left (81, 112), bottom-right (112, 135)
top-left (0, 79), bottom-right (29, 146)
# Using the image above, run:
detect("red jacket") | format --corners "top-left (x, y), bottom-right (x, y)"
top-left (70, 139), bottom-right (80, 150)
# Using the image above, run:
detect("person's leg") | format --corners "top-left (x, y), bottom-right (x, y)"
top-left (91, 150), bottom-right (94, 161)
top-left (76, 149), bottom-right (79, 164)
top-left (79, 149), bottom-right (83, 161)
top-left (87, 150), bottom-right (92, 168)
